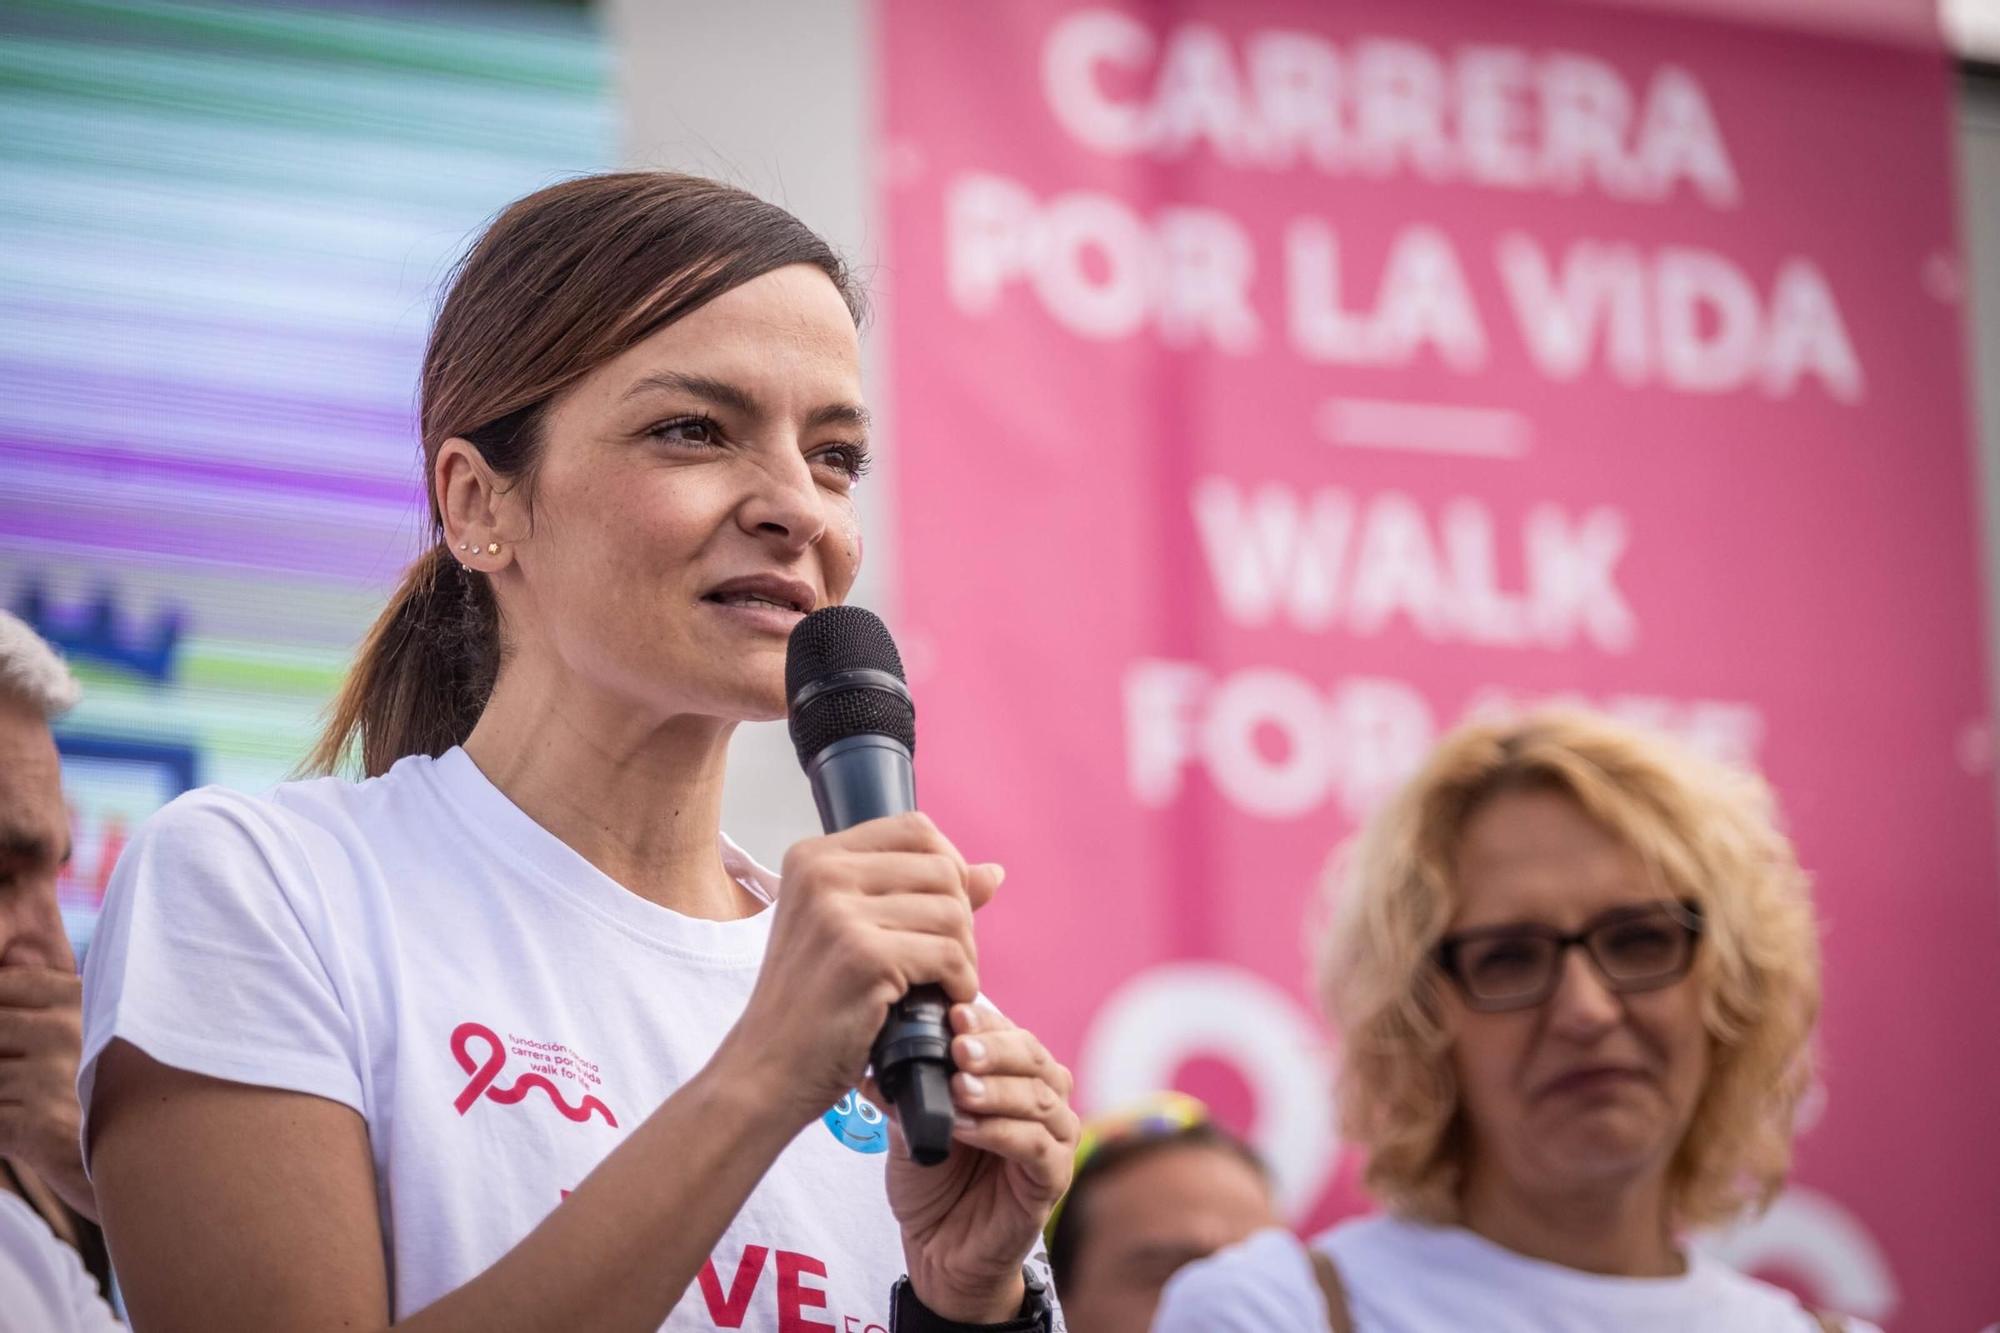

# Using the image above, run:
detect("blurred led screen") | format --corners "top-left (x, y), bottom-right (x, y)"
top-left (0, 0), bottom-right (614, 959)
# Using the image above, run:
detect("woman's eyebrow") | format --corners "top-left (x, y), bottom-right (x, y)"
top-left (621, 372), bottom-right (870, 434)
top-left (621, 371), bottom-right (757, 415)
top-left (805, 401), bottom-right (872, 434)
top-left (1446, 918), bottom-right (1545, 937)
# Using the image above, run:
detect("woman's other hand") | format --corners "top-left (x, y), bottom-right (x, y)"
top-left (883, 1002), bottom-right (1078, 1323)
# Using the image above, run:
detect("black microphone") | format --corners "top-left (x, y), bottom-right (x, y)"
top-left (786, 605), bottom-right (954, 1166)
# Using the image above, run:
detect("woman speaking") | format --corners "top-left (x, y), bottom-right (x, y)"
top-left (77, 173), bottom-right (1075, 1332)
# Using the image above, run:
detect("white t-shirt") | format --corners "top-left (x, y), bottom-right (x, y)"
top-left (78, 748), bottom-right (910, 1329)
top-left (0, 1190), bottom-right (121, 1332)
top-left (1154, 1218), bottom-right (1883, 1333)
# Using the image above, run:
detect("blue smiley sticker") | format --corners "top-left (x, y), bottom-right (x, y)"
top-left (822, 1089), bottom-right (889, 1154)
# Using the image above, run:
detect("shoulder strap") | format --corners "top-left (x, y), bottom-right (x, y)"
top-left (1308, 1246), bottom-right (1355, 1333)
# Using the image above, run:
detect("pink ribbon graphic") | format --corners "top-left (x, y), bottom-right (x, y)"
top-left (451, 1022), bottom-right (618, 1127)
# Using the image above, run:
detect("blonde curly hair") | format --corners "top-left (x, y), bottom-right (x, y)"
top-left (1318, 708), bottom-right (1820, 1230)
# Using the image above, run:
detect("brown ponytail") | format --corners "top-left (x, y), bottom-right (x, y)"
top-left (308, 171), bottom-right (864, 777)
top-left (307, 546), bottom-right (499, 777)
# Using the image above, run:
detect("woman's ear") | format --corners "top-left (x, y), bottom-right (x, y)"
top-left (436, 439), bottom-right (510, 564)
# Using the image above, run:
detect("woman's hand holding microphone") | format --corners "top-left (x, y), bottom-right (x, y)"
top-left (718, 811), bottom-right (1078, 1325)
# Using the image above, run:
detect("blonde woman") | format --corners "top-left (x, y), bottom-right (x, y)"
top-left (1155, 710), bottom-right (1875, 1333)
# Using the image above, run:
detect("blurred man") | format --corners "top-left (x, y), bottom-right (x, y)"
top-left (1046, 1093), bottom-right (1279, 1333)
top-left (0, 609), bottom-right (119, 1329)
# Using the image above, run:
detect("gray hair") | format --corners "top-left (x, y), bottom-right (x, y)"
top-left (0, 610), bottom-right (82, 719)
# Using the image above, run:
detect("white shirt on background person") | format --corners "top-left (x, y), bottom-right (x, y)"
top-left (0, 1190), bottom-right (120, 1333)
top-left (1153, 1217), bottom-right (1883, 1333)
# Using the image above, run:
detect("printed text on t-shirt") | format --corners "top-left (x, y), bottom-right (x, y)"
top-left (450, 1020), bottom-right (618, 1127)
top-left (698, 1242), bottom-right (886, 1333)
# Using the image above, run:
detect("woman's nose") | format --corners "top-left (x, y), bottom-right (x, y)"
top-left (736, 449), bottom-right (827, 550)
top-left (1546, 945), bottom-right (1622, 1035)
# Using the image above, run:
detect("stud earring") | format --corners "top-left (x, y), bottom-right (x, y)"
top-left (486, 542), bottom-right (501, 555)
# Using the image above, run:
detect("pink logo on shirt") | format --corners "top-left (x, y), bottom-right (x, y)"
top-left (451, 1021), bottom-right (618, 1127)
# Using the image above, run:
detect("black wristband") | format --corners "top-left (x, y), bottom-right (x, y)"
top-left (889, 1275), bottom-right (1052, 1333)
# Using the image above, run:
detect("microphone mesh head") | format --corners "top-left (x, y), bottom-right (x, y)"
top-left (786, 606), bottom-right (915, 764)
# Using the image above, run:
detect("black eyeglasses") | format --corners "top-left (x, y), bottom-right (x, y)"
top-left (1434, 900), bottom-right (1704, 1013)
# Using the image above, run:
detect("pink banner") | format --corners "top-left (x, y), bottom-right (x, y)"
top-left (882, 3), bottom-right (1996, 1327)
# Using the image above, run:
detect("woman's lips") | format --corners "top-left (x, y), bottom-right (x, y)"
top-left (700, 596), bottom-right (807, 635)
top-left (1538, 1066), bottom-right (1649, 1099)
